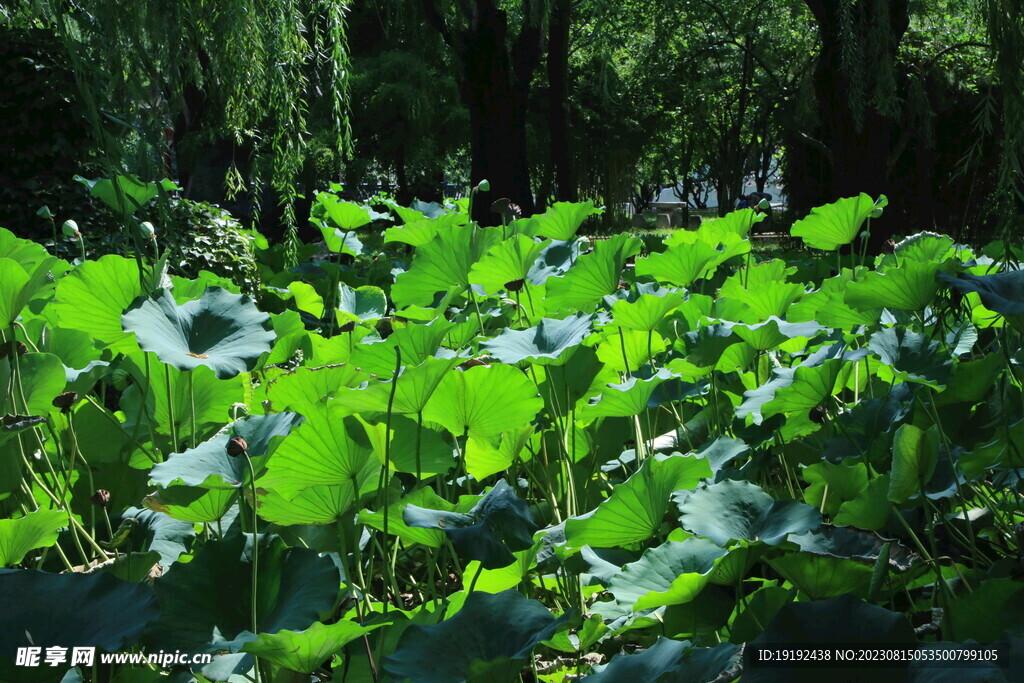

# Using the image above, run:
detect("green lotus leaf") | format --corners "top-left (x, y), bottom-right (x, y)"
top-left (423, 363), bottom-right (542, 439)
top-left (790, 193), bottom-right (886, 251)
top-left (0, 569), bottom-right (159, 678)
top-left (54, 255), bottom-right (151, 350)
top-left (259, 405), bottom-right (378, 498)
top-left (404, 480), bottom-right (536, 569)
top-left (361, 414), bottom-right (455, 476)
top-left (122, 287), bottom-right (276, 379)
top-left (481, 313), bottom-right (593, 366)
top-left (335, 356), bottom-right (460, 417)
top-left (634, 239), bottom-right (720, 288)
top-left (143, 486), bottom-right (236, 523)
top-left (675, 479), bottom-right (821, 546)
top-left (124, 506), bottom-right (197, 568)
top-left (585, 637), bottom-right (740, 683)
top-left (546, 233), bottom-right (643, 311)
top-left (266, 364), bottom-right (364, 411)
top-left (316, 193), bottom-right (387, 231)
top-left (888, 231), bottom-right (957, 264)
top-left (337, 283), bottom-right (387, 322)
top-left (939, 269), bottom-right (1024, 321)
top-left (714, 317), bottom-right (823, 352)
top-left (868, 326), bottom-right (950, 388)
top-left (143, 534), bottom-right (340, 680)
top-left (888, 424), bottom-right (939, 504)
top-left (521, 200), bottom-right (603, 241)
top-left (361, 487), bottom-right (472, 548)
top-left (845, 260), bottom-right (942, 311)
top-left (257, 483), bottom-right (368, 526)
top-left (747, 595), bottom-right (915, 683)
top-left (75, 174), bottom-right (176, 215)
top-left (385, 212), bottom-right (469, 246)
top-left (833, 475), bottom-right (891, 530)
top-left (0, 352), bottom-right (66, 417)
top-left (697, 206), bottom-right (766, 239)
top-left (149, 412), bottom-right (303, 489)
top-left (0, 509), bottom-right (68, 567)
top-left (607, 538), bottom-right (727, 610)
top-left (348, 318), bottom-right (455, 375)
top-left (466, 426), bottom-right (534, 479)
top-left (565, 454), bottom-right (711, 548)
top-left (580, 367), bottom-right (678, 419)
top-left (0, 227), bottom-right (51, 272)
top-left (728, 585), bottom-right (794, 643)
top-left (468, 233), bottom-right (549, 295)
top-left (241, 618), bottom-right (379, 674)
top-left (288, 281), bottom-right (324, 318)
top-left (0, 256), bottom-right (57, 328)
top-left (608, 287), bottom-right (686, 331)
top-left (771, 547), bottom-right (873, 599)
top-left (391, 226), bottom-right (502, 308)
top-left (383, 590), bottom-right (571, 683)
top-left (944, 578), bottom-right (1024, 643)
top-left (802, 460), bottom-right (869, 515)
top-left (789, 526), bottom-right (916, 571)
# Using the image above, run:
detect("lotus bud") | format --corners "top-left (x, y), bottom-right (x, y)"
top-left (62, 220), bottom-right (80, 238)
top-left (52, 391), bottom-right (79, 414)
top-left (90, 489), bottom-right (111, 507)
top-left (36, 205), bottom-right (54, 219)
top-left (0, 341), bottom-right (28, 358)
top-left (475, 179), bottom-right (490, 192)
top-left (139, 221), bottom-right (156, 239)
top-left (504, 278), bottom-right (525, 292)
top-left (226, 436), bottom-right (248, 457)
top-left (810, 404), bottom-right (827, 424)
top-left (757, 198), bottom-right (771, 211)
top-left (870, 207), bottom-right (885, 219)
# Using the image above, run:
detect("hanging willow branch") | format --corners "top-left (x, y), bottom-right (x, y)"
top-left (5, 0), bottom-right (352, 264)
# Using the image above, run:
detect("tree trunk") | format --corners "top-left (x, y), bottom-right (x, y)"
top-left (547, 0), bottom-right (575, 202)
top-left (805, 0), bottom-right (909, 251)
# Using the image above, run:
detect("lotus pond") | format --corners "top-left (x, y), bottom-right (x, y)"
top-left (2, 184), bottom-right (1024, 682)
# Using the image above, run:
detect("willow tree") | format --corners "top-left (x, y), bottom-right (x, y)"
top-left (4, 0), bottom-right (351, 250)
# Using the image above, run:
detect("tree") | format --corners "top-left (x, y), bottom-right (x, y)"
top-left (421, 0), bottom-right (547, 224)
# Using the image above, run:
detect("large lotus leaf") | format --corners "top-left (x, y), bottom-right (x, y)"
top-left (149, 412), bottom-right (303, 489)
top-left (607, 538), bottom-right (728, 610)
top-left (383, 590), bottom-right (571, 683)
top-left (391, 226), bottom-right (502, 307)
top-left (404, 480), bottom-right (536, 569)
top-left (675, 480), bottom-right (820, 546)
top-left (845, 260), bottom-right (942, 311)
top-left (143, 486), bottom-right (236, 523)
top-left (522, 200), bottom-right (603, 241)
top-left (125, 506), bottom-right (197, 568)
top-left (259, 405), bottom-right (378, 498)
top-left (144, 534), bottom-right (340, 680)
top-left (888, 424), bottom-right (939, 504)
top-left (482, 313), bottom-right (593, 366)
top-left (468, 234), bottom-right (549, 295)
top-left (423, 363), bottom-right (542, 439)
top-left (75, 174), bottom-right (176, 215)
top-left (715, 282), bottom-right (805, 324)
top-left (634, 240), bottom-right (720, 288)
top-left (526, 238), bottom-right (585, 284)
top-left (868, 326), bottom-right (951, 388)
top-left (944, 578), bottom-right (1024, 643)
top-left (288, 281), bottom-right (325, 318)
top-left (54, 255), bottom-right (150, 350)
top-left (888, 231), bottom-right (957, 265)
top-left (833, 475), bottom-right (892, 530)
top-left (362, 487), bottom-right (472, 547)
top-left (565, 455), bottom-right (711, 548)
top-left (337, 284), bottom-right (387, 322)
top-left (0, 570), bottom-right (159, 671)
top-left (0, 509), bottom-right (67, 567)
top-left (0, 257), bottom-right (57, 328)
top-left (746, 595), bottom-right (914, 683)
top-left (316, 193), bottom-right (385, 231)
top-left (385, 212), bottom-right (468, 246)
top-left (266, 364), bottom-right (364, 411)
top-left (546, 233), bottom-right (643, 311)
top-left (120, 355), bottom-right (245, 452)
top-left (0, 227), bottom-right (50, 271)
top-left (699, 207), bottom-right (766, 239)
top-left (802, 460), bottom-right (869, 515)
top-left (789, 526), bottom-right (916, 571)
top-left (122, 287), bottom-right (276, 379)
top-left (348, 318), bottom-right (454, 375)
top-left (939, 270), bottom-right (1024, 319)
top-left (790, 193), bottom-right (886, 250)
top-left (608, 287), bottom-right (686, 331)
top-left (580, 368), bottom-right (678, 419)
top-left (767, 552), bottom-right (873, 599)
top-left (335, 356), bottom-right (460, 416)
top-left (715, 317), bottom-right (823, 352)
top-left (728, 585), bottom-right (795, 643)
top-left (466, 426), bottom-right (534, 479)
top-left (0, 351), bottom-right (66, 417)
top-left (256, 482), bottom-right (367, 526)
top-left (585, 637), bottom-right (740, 683)
top-left (361, 414), bottom-right (455, 476)
top-left (241, 619), bottom-right (378, 674)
